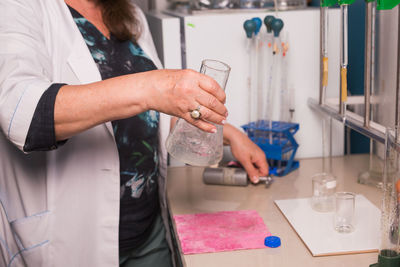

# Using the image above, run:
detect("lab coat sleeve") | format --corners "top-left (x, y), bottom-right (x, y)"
top-left (0, 0), bottom-right (53, 151)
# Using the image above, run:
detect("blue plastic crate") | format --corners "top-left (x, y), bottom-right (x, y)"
top-left (242, 120), bottom-right (300, 176)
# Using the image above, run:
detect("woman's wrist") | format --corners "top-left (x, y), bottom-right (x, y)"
top-left (125, 72), bottom-right (153, 113)
top-left (223, 123), bottom-right (238, 146)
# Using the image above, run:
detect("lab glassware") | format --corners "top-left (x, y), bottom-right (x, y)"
top-left (311, 172), bottom-right (337, 212)
top-left (334, 192), bottom-right (355, 233)
top-left (243, 20), bottom-right (257, 124)
top-left (338, 0), bottom-right (355, 115)
top-left (165, 59), bottom-right (231, 166)
top-left (373, 127), bottom-right (400, 265)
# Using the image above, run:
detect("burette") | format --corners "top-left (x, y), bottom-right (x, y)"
top-left (320, 0), bottom-right (337, 173)
top-left (320, 0), bottom-right (329, 104)
top-left (338, 0), bottom-right (354, 115)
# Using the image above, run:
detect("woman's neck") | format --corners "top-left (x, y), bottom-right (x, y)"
top-left (65, 0), bottom-right (110, 39)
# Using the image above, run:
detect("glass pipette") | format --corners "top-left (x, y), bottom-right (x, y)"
top-left (243, 20), bottom-right (257, 124)
top-left (263, 15), bottom-right (275, 130)
top-left (267, 18), bottom-right (284, 144)
top-left (279, 32), bottom-right (290, 122)
top-left (252, 17), bottom-right (263, 128)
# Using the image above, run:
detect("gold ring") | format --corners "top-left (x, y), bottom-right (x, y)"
top-left (190, 105), bottom-right (201, 119)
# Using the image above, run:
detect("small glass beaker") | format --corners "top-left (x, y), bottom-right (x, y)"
top-left (334, 192), bottom-right (355, 233)
top-left (165, 59), bottom-right (231, 166)
top-left (311, 173), bottom-right (337, 212)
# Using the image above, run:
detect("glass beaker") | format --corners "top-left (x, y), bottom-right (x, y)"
top-left (334, 192), bottom-right (355, 233)
top-left (311, 172), bottom-right (337, 212)
top-left (165, 59), bottom-right (231, 166)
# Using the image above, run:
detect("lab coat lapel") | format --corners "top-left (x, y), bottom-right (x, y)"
top-left (59, 0), bottom-right (115, 137)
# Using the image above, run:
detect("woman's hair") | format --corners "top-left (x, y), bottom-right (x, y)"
top-left (98, 0), bottom-right (141, 41)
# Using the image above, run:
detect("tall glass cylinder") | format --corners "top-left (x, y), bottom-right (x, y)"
top-left (376, 127), bottom-right (400, 265)
top-left (165, 59), bottom-right (231, 166)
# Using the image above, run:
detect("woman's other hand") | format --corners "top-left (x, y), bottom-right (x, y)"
top-left (223, 124), bottom-right (269, 184)
top-left (145, 69), bottom-right (227, 133)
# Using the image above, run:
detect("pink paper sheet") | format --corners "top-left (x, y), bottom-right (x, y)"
top-left (174, 210), bottom-right (270, 254)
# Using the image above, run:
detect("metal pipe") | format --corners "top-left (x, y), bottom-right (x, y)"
top-left (308, 98), bottom-right (386, 144)
top-left (364, 1), bottom-right (373, 128)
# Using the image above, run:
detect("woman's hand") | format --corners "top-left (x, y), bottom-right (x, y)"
top-left (145, 69), bottom-right (228, 133)
top-left (223, 124), bottom-right (269, 184)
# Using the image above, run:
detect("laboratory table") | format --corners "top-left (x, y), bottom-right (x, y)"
top-left (167, 154), bottom-right (381, 267)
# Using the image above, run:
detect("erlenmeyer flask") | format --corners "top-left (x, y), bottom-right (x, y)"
top-left (165, 59), bottom-right (231, 166)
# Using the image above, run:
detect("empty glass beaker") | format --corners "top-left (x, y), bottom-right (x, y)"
top-left (311, 173), bottom-right (337, 212)
top-left (334, 192), bottom-right (355, 233)
top-left (165, 59), bottom-right (231, 166)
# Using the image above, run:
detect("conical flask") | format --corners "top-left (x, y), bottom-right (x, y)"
top-left (166, 59), bottom-right (231, 166)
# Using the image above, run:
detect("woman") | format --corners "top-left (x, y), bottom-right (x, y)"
top-left (0, 0), bottom-right (268, 266)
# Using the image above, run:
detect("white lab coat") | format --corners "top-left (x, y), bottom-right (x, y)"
top-left (0, 0), bottom-right (172, 266)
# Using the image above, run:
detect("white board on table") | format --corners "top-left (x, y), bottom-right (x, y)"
top-left (275, 195), bottom-right (380, 256)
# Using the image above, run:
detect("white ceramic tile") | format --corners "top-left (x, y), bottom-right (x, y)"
top-left (275, 195), bottom-right (380, 256)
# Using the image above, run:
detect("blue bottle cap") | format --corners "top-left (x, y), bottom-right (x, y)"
top-left (264, 236), bottom-right (281, 248)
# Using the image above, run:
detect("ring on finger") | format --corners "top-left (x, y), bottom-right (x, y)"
top-left (190, 105), bottom-right (202, 120)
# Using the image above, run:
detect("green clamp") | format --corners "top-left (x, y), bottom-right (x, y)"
top-left (321, 0), bottom-right (338, 7)
top-left (377, 0), bottom-right (400, 9)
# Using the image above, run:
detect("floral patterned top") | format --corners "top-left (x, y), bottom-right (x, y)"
top-left (69, 6), bottom-right (160, 252)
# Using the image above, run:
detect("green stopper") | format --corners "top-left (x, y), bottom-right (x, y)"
top-left (264, 15), bottom-right (275, 33)
top-left (321, 0), bottom-right (338, 7)
top-left (271, 18), bottom-right (284, 38)
top-left (243, 20), bottom-right (257, 39)
top-left (377, 0), bottom-right (400, 9)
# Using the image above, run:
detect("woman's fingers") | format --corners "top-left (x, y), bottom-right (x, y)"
top-left (196, 105), bottom-right (226, 125)
top-left (181, 113), bottom-right (218, 133)
top-left (195, 90), bottom-right (228, 118)
top-left (197, 73), bottom-right (226, 104)
top-left (240, 158), bottom-right (260, 184)
top-left (252, 153), bottom-right (269, 177)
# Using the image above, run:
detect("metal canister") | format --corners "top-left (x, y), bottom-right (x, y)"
top-left (202, 167), bottom-right (249, 186)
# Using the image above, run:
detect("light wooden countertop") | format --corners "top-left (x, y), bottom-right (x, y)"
top-left (167, 154), bottom-right (383, 267)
